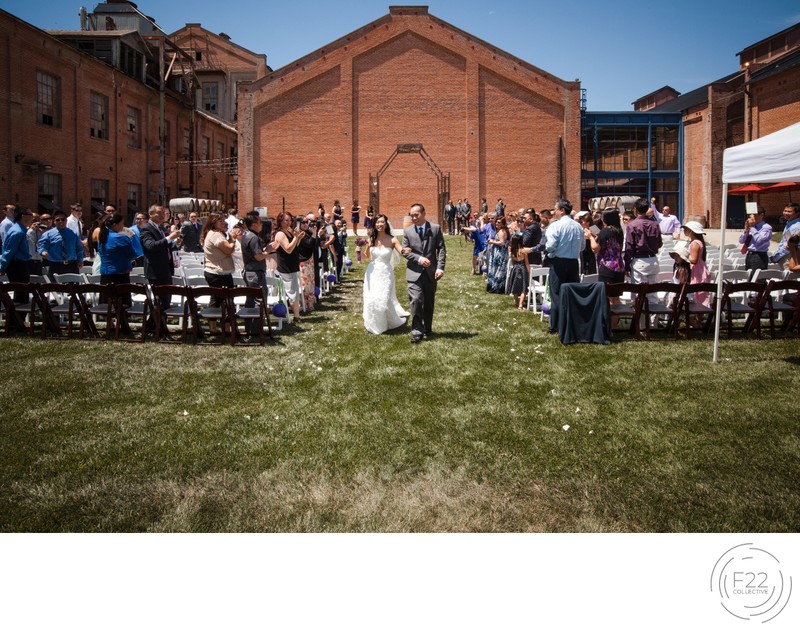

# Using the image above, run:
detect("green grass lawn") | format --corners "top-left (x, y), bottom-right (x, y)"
top-left (1, 235), bottom-right (798, 532)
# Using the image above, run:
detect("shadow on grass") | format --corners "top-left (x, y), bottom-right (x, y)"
top-left (784, 356), bottom-right (800, 365)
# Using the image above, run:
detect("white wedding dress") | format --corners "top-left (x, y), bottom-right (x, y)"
top-left (363, 246), bottom-right (410, 334)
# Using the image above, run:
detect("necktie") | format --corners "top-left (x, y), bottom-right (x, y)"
top-left (61, 230), bottom-right (67, 262)
top-left (417, 225), bottom-right (424, 239)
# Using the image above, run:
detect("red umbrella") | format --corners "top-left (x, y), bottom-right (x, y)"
top-left (759, 181), bottom-right (800, 193)
top-left (727, 183), bottom-right (768, 194)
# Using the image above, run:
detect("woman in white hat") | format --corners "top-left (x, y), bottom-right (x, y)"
top-left (681, 221), bottom-right (711, 307)
top-left (669, 239), bottom-right (692, 285)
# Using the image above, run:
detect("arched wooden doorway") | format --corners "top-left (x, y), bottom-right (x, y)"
top-left (369, 144), bottom-right (450, 229)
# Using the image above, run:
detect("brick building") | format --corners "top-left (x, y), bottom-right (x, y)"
top-left (238, 5), bottom-right (582, 229)
top-left (170, 23), bottom-right (268, 124)
top-left (0, 5), bottom-right (239, 221)
top-left (647, 21), bottom-right (800, 228)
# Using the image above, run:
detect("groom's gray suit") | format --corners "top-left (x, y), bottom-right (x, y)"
top-left (402, 218), bottom-right (446, 341)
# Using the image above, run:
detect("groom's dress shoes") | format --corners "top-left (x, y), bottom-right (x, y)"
top-left (411, 333), bottom-right (423, 343)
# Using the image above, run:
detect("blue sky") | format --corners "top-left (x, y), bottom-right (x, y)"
top-left (4, 0), bottom-right (799, 110)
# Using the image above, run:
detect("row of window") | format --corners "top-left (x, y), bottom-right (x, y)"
top-left (37, 173), bottom-right (143, 215)
top-left (36, 70), bottom-right (226, 160)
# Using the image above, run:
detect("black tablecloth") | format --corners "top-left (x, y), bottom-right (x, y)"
top-left (557, 282), bottom-right (612, 345)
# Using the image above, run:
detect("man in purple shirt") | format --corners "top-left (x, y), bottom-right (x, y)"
top-left (738, 206), bottom-right (772, 275)
top-left (624, 198), bottom-right (663, 284)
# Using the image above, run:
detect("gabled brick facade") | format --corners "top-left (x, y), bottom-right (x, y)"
top-left (238, 6), bottom-right (581, 228)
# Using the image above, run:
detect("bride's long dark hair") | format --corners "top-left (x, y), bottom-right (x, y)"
top-left (369, 213), bottom-right (392, 245)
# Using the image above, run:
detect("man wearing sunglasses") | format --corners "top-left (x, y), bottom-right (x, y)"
top-left (37, 208), bottom-right (84, 274)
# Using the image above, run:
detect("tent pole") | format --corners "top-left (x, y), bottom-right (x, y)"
top-left (712, 184), bottom-right (728, 362)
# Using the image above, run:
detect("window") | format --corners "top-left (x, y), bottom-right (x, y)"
top-left (182, 127), bottom-right (191, 158)
top-left (120, 43), bottom-right (143, 81)
top-left (127, 106), bottom-right (141, 148)
top-left (201, 136), bottom-right (210, 161)
top-left (195, 51), bottom-right (202, 62)
top-left (37, 71), bottom-right (61, 127)
top-left (38, 172), bottom-right (62, 213)
top-left (127, 183), bottom-right (141, 215)
top-left (202, 82), bottom-right (218, 113)
top-left (216, 141), bottom-right (224, 162)
top-left (90, 91), bottom-right (108, 139)
top-left (91, 179), bottom-right (108, 213)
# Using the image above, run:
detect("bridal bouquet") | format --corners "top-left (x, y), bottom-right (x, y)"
top-left (354, 237), bottom-right (367, 262)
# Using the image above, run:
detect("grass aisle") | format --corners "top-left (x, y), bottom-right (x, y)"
top-left (0, 234), bottom-right (798, 532)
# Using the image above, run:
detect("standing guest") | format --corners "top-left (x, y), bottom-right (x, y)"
top-left (0, 204), bottom-right (15, 237)
top-left (786, 234), bottom-right (800, 273)
top-left (545, 199), bottom-right (584, 333)
top-left (27, 212), bottom-right (46, 275)
top-left (241, 212), bottom-right (274, 334)
top-left (224, 208), bottom-right (240, 234)
top-left (653, 205), bottom-right (681, 244)
top-left (37, 209), bottom-right (84, 275)
top-left (445, 199), bottom-right (457, 235)
top-left (273, 211), bottom-right (304, 324)
top-left (521, 209), bottom-right (542, 266)
top-left (0, 204), bottom-right (16, 246)
top-left (480, 198), bottom-right (489, 215)
top-left (738, 206), bottom-right (772, 276)
top-left (535, 210), bottom-right (553, 266)
top-left (0, 207), bottom-right (34, 304)
top-left (66, 204), bottom-right (87, 253)
top-left (350, 200), bottom-right (360, 236)
top-left (333, 219), bottom-right (347, 280)
top-left (180, 211), bottom-right (204, 253)
top-left (457, 199), bottom-right (471, 233)
top-left (587, 209), bottom-right (625, 284)
top-left (486, 216), bottom-right (509, 293)
top-left (140, 204), bottom-right (181, 321)
top-left (770, 203), bottom-right (800, 270)
top-left (91, 206), bottom-right (115, 274)
top-left (332, 200), bottom-right (343, 222)
top-left (296, 217), bottom-right (317, 313)
top-left (495, 198), bottom-right (506, 218)
top-left (99, 212), bottom-right (136, 285)
top-left (202, 212), bottom-right (242, 334)
top-left (576, 211), bottom-right (597, 275)
top-left (99, 212), bottom-right (137, 326)
top-left (682, 220), bottom-right (712, 309)
top-left (129, 212), bottom-right (146, 267)
top-left (624, 198), bottom-right (662, 285)
top-left (364, 205), bottom-right (375, 232)
top-left (462, 214), bottom-right (488, 275)
top-left (507, 233), bottom-right (533, 310)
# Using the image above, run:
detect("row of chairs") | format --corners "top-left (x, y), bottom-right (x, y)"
top-left (607, 279), bottom-right (800, 340)
top-left (525, 266), bottom-right (799, 339)
top-left (0, 281), bottom-right (277, 345)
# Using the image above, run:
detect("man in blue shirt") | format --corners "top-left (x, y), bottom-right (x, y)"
top-left (545, 199), bottom-right (584, 333)
top-left (770, 203), bottom-right (800, 269)
top-left (0, 204), bottom-right (16, 246)
top-left (738, 206), bottom-right (773, 275)
top-left (37, 209), bottom-right (85, 275)
top-left (0, 206), bottom-right (34, 303)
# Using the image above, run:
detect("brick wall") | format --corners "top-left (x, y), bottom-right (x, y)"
top-left (239, 8), bottom-right (581, 229)
top-left (0, 10), bottom-right (237, 222)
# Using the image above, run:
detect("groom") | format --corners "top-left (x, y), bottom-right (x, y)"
top-left (402, 203), bottom-right (446, 343)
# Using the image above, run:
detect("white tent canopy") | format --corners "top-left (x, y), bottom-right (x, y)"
top-left (714, 119), bottom-right (800, 362)
top-left (723, 120), bottom-right (800, 184)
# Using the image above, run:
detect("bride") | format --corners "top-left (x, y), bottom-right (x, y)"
top-left (362, 213), bottom-right (410, 334)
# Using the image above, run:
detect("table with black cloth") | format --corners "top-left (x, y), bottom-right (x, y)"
top-left (557, 282), bottom-right (612, 345)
